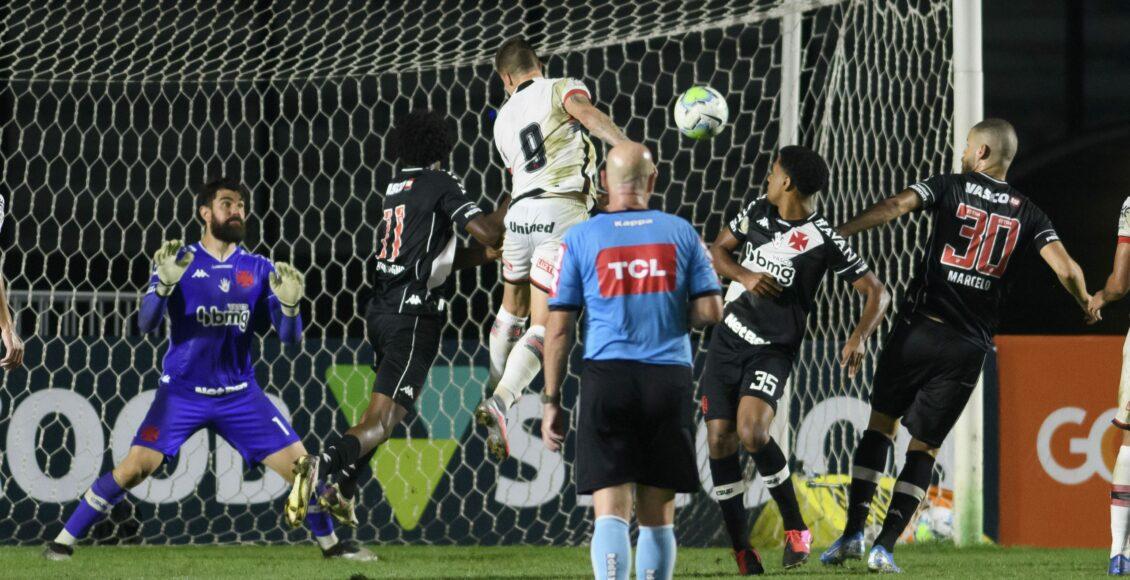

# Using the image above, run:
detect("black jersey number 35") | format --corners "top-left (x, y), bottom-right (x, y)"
top-left (519, 123), bottom-right (547, 172)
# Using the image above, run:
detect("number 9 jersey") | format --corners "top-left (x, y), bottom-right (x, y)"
top-left (904, 171), bottom-right (1059, 348)
top-left (492, 77), bottom-right (598, 205)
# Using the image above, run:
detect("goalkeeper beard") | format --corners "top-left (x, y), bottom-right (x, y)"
top-left (212, 215), bottom-right (246, 243)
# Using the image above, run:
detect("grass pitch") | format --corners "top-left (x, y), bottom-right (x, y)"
top-left (0, 543), bottom-right (1104, 579)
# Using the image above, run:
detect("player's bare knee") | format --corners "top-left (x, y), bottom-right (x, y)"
top-left (115, 451), bottom-right (161, 488)
top-left (1122, 429), bottom-right (1130, 446)
top-left (738, 423), bottom-right (771, 454)
top-left (707, 425), bottom-right (739, 458)
top-left (867, 410), bottom-right (899, 438)
top-left (907, 438), bottom-right (939, 456)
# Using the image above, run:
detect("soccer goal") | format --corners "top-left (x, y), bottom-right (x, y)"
top-left (0, 0), bottom-right (977, 547)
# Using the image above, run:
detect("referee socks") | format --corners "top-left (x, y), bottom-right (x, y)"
top-left (591, 515), bottom-right (631, 580)
top-left (636, 525), bottom-right (676, 580)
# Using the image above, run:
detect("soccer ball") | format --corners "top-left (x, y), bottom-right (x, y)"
top-left (673, 85), bottom-right (729, 140)
top-left (913, 506), bottom-right (954, 542)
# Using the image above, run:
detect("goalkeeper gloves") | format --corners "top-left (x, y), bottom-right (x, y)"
top-left (270, 262), bottom-right (305, 317)
top-left (152, 240), bottom-right (194, 297)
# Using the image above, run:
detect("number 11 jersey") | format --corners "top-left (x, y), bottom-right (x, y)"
top-left (368, 167), bottom-right (484, 317)
top-left (904, 171), bottom-right (1059, 348)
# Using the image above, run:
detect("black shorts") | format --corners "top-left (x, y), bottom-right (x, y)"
top-left (367, 312), bottom-right (443, 409)
top-left (575, 359), bottom-right (700, 495)
top-left (871, 314), bottom-right (988, 448)
top-left (699, 325), bottom-right (795, 420)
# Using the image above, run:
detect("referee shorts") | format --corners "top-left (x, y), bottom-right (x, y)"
top-left (575, 359), bottom-right (700, 495)
top-left (870, 314), bottom-right (987, 448)
top-left (367, 312), bottom-right (443, 410)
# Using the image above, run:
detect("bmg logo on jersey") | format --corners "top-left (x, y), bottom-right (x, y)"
top-left (196, 304), bottom-right (251, 331)
top-left (743, 246), bottom-right (796, 286)
top-left (596, 243), bottom-right (677, 297)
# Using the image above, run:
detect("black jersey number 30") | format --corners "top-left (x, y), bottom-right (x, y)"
top-left (519, 123), bottom-right (547, 172)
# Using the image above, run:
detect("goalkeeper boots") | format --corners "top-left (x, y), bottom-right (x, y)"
top-left (42, 542), bottom-right (73, 561)
top-left (285, 455), bottom-right (320, 528)
top-left (782, 529), bottom-right (812, 568)
top-left (318, 483), bottom-right (359, 527)
top-left (867, 545), bottom-right (902, 574)
top-left (475, 395), bottom-right (511, 461)
top-left (733, 547), bottom-right (765, 575)
top-left (820, 531), bottom-right (865, 566)
top-left (322, 540), bottom-right (378, 562)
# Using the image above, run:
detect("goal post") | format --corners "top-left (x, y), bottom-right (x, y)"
top-left (0, 0), bottom-right (961, 547)
top-left (951, 0), bottom-right (986, 547)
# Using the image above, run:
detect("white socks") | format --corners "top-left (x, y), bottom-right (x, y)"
top-left (489, 307), bottom-right (528, 392)
top-left (1113, 445), bottom-right (1130, 558)
top-left (54, 529), bottom-right (76, 547)
top-left (492, 325), bottom-right (545, 409)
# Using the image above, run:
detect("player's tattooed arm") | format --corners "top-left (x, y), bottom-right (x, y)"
top-left (1039, 241), bottom-right (1098, 324)
top-left (1090, 242), bottom-right (1130, 317)
top-left (541, 310), bottom-right (576, 453)
top-left (709, 226), bottom-right (782, 297)
top-left (836, 188), bottom-right (922, 237)
top-left (841, 272), bottom-right (891, 378)
top-left (563, 93), bottom-right (627, 147)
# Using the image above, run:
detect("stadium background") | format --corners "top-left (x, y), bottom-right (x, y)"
top-left (0, 0), bottom-right (1127, 550)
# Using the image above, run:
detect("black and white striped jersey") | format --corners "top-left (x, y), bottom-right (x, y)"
top-left (722, 196), bottom-right (869, 349)
top-left (903, 172), bottom-right (1059, 348)
top-left (367, 167), bottom-right (483, 317)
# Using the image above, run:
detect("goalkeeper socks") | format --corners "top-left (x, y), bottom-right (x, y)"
top-left (875, 451), bottom-right (935, 552)
top-left (338, 447), bottom-right (378, 501)
top-left (636, 525), bottom-right (676, 580)
top-left (320, 434), bottom-right (361, 478)
top-left (492, 325), bottom-right (544, 409)
top-left (591, 515), bottom-right (630, 580)
top-left (57, 471), bottom-right (128, 545)
top-left (1112, 445), bottom-right (1130, 557)
top-left (306, 488), bottom-right (337, 549)
top-left (752, 438), bottom-right (807, 532)
top-left (843, 429), bottom-right (893, 537)
top-left (489, 307), bottom-right (527, 394)
top-left (709, 452), bottom-right (749, 551)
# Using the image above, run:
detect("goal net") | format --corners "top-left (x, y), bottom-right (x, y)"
top-left (0, 0), bottom-right (954, 546)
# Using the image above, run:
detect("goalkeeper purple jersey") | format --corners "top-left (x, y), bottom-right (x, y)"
top-left (548, 209), bottom-right (721, 366)
top-left (139, 243), bottom-right (301, 393)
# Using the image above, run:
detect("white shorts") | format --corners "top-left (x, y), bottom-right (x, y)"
top-left (1117, 329), bottom-right (1130, 429)
top-left (501, 196), bottom-right (589, 291)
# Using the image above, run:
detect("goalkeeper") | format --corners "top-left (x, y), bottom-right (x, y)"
top-left (43, 179), bottom-right (373, 561)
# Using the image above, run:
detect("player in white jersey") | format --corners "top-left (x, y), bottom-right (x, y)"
top-left (1087, 196), bottom-right (1130, 574)
top-left (476, 37), bottom-right (628, 461)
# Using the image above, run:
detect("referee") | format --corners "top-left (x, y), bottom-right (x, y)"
top-left (542, 142), bottom-right (722, 580)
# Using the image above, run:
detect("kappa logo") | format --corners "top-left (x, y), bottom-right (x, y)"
top-left (405, 294), bottom-right (423, 306)
top-left (219, 278), bottom-right (231, 293)
top-left (756, 217), bottom-right (770, 230)
top-left (191, 269), bottom-right (209, 279)
top-left (398, 384), bottom-right (416, 399)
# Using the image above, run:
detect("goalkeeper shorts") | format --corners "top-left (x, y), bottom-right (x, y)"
top-left (574, 359), bottom-right (699, 495)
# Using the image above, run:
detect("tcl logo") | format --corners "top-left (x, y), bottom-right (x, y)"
top-left (1037, 407), bottom-right (1119, 484)
top-left (596, 243), bottom-right (677, 297)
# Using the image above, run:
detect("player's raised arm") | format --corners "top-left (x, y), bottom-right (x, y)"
top-left (562, 92), bottom-right (628, 147)
top-left (1039, 241), bottom-right (1095, 323)
top-left (836, 188), bottom-right (923, 238)
top-left (0, 270), bottom-right (24, 370)
top-left (709, 224), bottom-right (782, 297)
top-left (267, 261), bottom-right (305, 343)
top-left (138, 240), bottom-right (194, 333)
